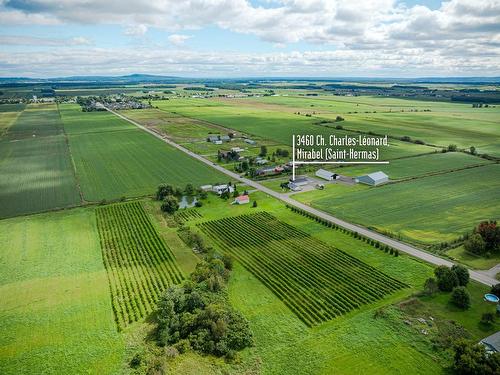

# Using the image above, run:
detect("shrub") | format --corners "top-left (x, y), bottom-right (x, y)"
top-left (451, 286), bottom-right (471, 309)
top-left (195, 201), bottom-right (203, 207)
top-left (130, 353), bottom-right (142, 369)
top-left (252, 201), bottom-right (257, 208)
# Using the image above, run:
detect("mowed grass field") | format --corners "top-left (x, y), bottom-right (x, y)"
top-left (0, 208), bottom-right (123, 374)
top-left (0, 104), bottom-right (81, 219)
top-left (296, 164), bottom-right (500, 244)
top-left (59, 104), bottom-right (225, 201)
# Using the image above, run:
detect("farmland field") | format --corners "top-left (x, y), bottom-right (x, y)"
top-left (336, 152), bottom-right (491, 180)
top-left (60, 104), bottom-right (225, 201)
top-left (96, 201), bottom-right (184, 330)
top-left (198, 212), bottom-right (407, 326)
top-left (0, 208), bottom-right (123, 374)
top-left (153, 99), bottom-right (436, 160)
top-left (0, 104), bottom-right (81, 219)
top-left (297, 164), bottom-right (500, 244)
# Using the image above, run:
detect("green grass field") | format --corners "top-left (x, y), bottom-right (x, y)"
top-left (153, 98), bottom-right (436, 160)
top-left (0, 208), bottom-right (124, 374)
top-left (60, 104), bottom-right (226, 201)
top-left (296, 164), bottom-right (500, 244)
top-left (336, 152), bottom-right (491, 180)
top-left (0, 104), bottom-right (81, 219)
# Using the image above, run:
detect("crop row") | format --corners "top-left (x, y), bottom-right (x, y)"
top-left (174, 209), bottom-right (202, 224)
top-left (96, 201), bottom-right (184, 330)
top-left (198, 212), bottom-right (407, 327)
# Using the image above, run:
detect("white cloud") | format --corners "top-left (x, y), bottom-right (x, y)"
top-left (0, 0), bottom-right (499, 76)
top-left (124, 24), bottom-right (148, 36)
top-left (0, 35), bottom-right (92, 46)
top-left (168, 34), bottom-right (192, 46)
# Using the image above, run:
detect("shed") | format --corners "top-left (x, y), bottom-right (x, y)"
top-left (289, 177), bottom-right (308, 186)
top-left (232, 195), bottom-right (250, 205)
top-left (480, 331), bottom-right (500, 353)
top-left (356, 171), bottom-right (388, 186)
top-left (315, 169), bottom-right (337, 181)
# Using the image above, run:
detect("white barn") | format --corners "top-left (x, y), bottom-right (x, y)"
top-left (315, 169), bottom-right (336, 181)
top-left (356, 171), bottom-right (389, 186)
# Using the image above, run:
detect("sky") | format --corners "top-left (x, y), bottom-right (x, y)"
top-left (0, 0), bottom-right (499, 78)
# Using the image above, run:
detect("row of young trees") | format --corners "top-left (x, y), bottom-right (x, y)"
top-left (156, 253), bottom-right (253, 359)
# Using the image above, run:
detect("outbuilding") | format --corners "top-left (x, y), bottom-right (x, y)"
top-left (315, 169), bottom-right (337, 181)
top-left (212, 184), bottom-right (235, 195)
top-left (356, 171), bottom-right (388, 186)
top-left (480, 331), bottom-right (500, 353)
top-left (232, 195), bottom-right (250, 205)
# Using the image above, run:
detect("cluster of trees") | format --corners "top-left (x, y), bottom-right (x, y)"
top-left (156, 253), bottom-right (253, 359)
top-left (156, 184), bottom-right (206, 214)
top-left (424, 265), bottom-right (470, 309)
top-left (177, 226), bottom-right (208, 253)
top-left (274, 148), bottom-right (290, 158)
top-left (464, 221), bottom-right (500, 256)
top-left (453, 339), bottom-right (500, 375)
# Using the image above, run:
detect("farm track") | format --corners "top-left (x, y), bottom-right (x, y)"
top-left (105, 106), bottom-right (499, 287)
top-left (96, 201), bottom-right (184, 330)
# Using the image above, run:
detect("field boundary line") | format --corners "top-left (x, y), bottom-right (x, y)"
top-left (103, 105), bottom-right (499, 287)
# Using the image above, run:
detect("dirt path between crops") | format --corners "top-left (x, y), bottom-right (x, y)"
top-left (104, 105), bottom-right (498, 287)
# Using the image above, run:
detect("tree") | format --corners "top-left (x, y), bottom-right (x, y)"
top-left (156, 184), bottom-right (174, 200)
top-left (476, 221), bottom-right (500, 252)
top-left (451, 286), bottom-right (471, 309)
top-left (448, 144), bottom-right (458, 152)
top-left (252, 201), bottom-right (257, 208)
top-left (481, 312), bottom-right (495, 326)
top-left (335, 115), bottom-right (344, 122)
top-left (452, 265), bottom-right (470, 286)
top-left (453, 339), bottom-right (500, 375)
top-left (241, 160), bottom-right (249, 171)
top-left (464, 233), bottom-right (487, 255)
top-left (434, 265), bottom-right (459, 292)
top-left (470, 146), bottom-right (477, 155)
top-left (259, 145), bottom-right (267, 157)
top-left (185, 183), bottom-right (195, 196)
top-left (161, 195), bottom-right (179, 214)
top-left (424, 277), bottom-right (438, 296)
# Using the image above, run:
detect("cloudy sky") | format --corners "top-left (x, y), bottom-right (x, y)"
top-left (0, 0), bottom-right (499, 78)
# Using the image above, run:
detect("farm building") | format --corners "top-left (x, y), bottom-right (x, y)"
top-left (232, 147), bottom-right (244, 153)
top-left (200, 184), bottom-right (212, 191)
top-left (207, 135), bottom-right (219, 143)
top-left (232, 195), bottom-right (250, 205)
top-left (288, 182), bottom-right (302, 191)
top-left (256, 159), bottom-right (268, 165)
top-left (214, 140), bottom-right (223, 145)
top-left (244, 139), bottom-right (256, 145)
top-left (315, 169), bottom-right (338, 181)
top-left (212, 184), bottom-right (235, 195)
top-left (221, 135), bottom-right (231, 142)
top-left (289, 177), bottom-right (308, 186)
top-left (356, 171), bottom-right (389, 186)
top-left (480, 331), bottom-right (500, 353)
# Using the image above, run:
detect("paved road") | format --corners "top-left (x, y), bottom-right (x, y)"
top-left (106, 107), bottom-right (498, 287)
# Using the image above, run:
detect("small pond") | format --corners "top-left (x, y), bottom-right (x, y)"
top-left (179, 195), bottom-right (198, 209)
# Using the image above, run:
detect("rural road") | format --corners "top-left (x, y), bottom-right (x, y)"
top-left (105, 106), bottom-right (498, 287)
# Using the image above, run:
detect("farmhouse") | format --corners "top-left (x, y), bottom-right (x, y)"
top-left (232, 195), bottom-right (250, 205)
top-left (212, 184), bottom-right (235, 195)
top-left (315, 169), bottom-right (338, 181)
top-left (480, 331), bottom-right (500, 353)
top-left (356, 171), bottom-right (389, 186)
